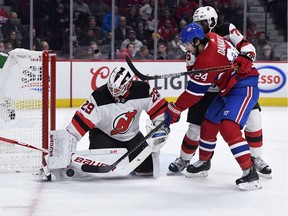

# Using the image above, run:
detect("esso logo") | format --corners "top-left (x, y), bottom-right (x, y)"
top-left (258, 66), bottom-right (286, 93)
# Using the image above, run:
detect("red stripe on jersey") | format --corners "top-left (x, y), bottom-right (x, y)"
top-left (236, 86), bottom-right (252, 123)
top-left (76, 110), bottom-right (95, 129)
top-left (147, 98), bottom-right (167, 118)
top-left (71, 118), bottom-right (86, 137)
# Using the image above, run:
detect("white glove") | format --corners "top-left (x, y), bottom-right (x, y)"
top-left (48, 130), bottom-right (77, 169)
top-left (146, 120), bottom-right (169, 152)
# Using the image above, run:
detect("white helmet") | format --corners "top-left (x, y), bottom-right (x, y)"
top-left (193, 6), bottom-right (218, 32)
top-left (107, 67), bottom-right (134, 98)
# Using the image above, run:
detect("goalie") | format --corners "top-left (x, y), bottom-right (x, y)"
top-left (37, 66), bottom-right (169, 180)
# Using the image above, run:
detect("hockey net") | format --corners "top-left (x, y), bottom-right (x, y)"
top-left (0, 48), bottom-right (56, 172)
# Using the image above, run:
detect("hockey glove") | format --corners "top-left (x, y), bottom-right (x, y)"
top-left (233, 52), bottom-right (254, 74)
top-left (146, 120), bottom-right (170, 152)
top-left (164, 103), bottom-right (182, 127)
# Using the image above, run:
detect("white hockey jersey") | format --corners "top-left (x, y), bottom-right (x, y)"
top-left (66, 81), bottom-right (168, 142)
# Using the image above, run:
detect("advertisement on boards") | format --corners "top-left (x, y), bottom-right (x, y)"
top-left (56, 61), bottom-right (287, 107)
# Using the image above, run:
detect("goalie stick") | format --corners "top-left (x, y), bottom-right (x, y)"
top-left (81, 120), bottom-right (166, 173)
top-left (125, 55), bottom-right (236, 80)
top-left (0, 136), bottom-right (48, 154)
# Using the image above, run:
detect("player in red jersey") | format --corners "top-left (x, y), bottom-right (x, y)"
top-left (165, 23), bottom-right (261, 190)
top-left (168, 6), bottom-right (272, 179)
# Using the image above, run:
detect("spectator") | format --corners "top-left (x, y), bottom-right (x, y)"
top-left (176, 0), bottom-right (198, 23)
top-left (0, 41), bottom-right (5, 52)
top-left (115, 16), bottom-right (133, 46)
top-left (257, 44), bottom-right (280, 61)
top-left (47, 3), bottom-right (69, 50)
top-left (158, 19), bottom-right (176, 42)
top-left (126, 5), bottom-right (140, 29)
top-left (134, 45), bottom-right (153, 59)
top-left (79, 27), bottom-right (98, 47)
top-left (139, 0), bottom-right (154, 21)
top-left (89, 0), bottom-right (110, 27)
top-left (175, 19), bottom-right (187, 34)
top-left (116, 47), bottom-right (132, 59)
top-left (83, 41), bottom-right (102, 59)
top-left (102, 6), bottom-right (120, 33)
top-left (121, 30), bottom-right (143, 57)
top-left (135, 20), bottom-right (152, 47)
top-left (220, 0), bottom-right (238, 22)
top-left (1, 11), bottom-right (25, 41)
top-left (3, 30), bottom-right (21, 49)
top-left (34, 0), bottom-right (53, 38)
top-left (73, 0), bottom-right (91, 27)
top-left (255, 32), bottom-right (271, 59)
top-left (22, 28), bottom-right (41, 51)
top-left (4, 42), bottom-right (13, 54)
top-left (159, 8), bottom-right (178, 29)
top-left (247, 22), bottom-right (260, 47)
top-left (0, 9), bottom-right (8, 40)
top-left (157, 41), bottom-right (174, 59)
top-left (230, 6), bottom-right (252, 34)
top-left (167, 33), bottom-right (185, 59)
top-left (41, 41), bottom-right (50, 51)
top-left (126, 43), bottom-right (136, 58)
top-left (85, 16), bottom-right (105, 45)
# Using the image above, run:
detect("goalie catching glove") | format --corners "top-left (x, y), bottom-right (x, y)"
top-left (146, 120), bottom-right (170, 152)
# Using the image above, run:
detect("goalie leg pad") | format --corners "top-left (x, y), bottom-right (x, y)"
top-left (48, 130), bottom-right (77, 169)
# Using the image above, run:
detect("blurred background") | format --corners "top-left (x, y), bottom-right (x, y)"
top-left (0, 0), bottom-right (287, 61)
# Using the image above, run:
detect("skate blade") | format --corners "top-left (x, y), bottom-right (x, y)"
top-left (166, 170), bottom-right (183, 176)
top-left (238, 180), bottom-right (262, 191)
top-left (185, 171), bottom-right (208, 178)
top-left (258, 172), bottom-right (272, 179)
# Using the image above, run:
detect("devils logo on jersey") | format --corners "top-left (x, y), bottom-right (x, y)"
top-left (111, 110), bottom-right (137, 135)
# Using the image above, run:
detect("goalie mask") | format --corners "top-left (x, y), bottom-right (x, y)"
top-left (107, 67), bottom-right (133, 98)
top-left (193, 6), bottom-right (218, 33)
top-left (179, 23), bottom-right (205, 52)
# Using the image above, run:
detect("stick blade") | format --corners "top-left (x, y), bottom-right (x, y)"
top-left (81, 164), bottom-right (113, 173)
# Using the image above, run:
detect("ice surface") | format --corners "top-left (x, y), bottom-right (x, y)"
top-left (0, 107), bottom-right (287, 216)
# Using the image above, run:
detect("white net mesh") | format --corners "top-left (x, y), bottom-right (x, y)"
top-left (0, 48), bottom-right (53, 172)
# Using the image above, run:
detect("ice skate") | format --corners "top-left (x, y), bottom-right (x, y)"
top-left (167, 157), bottom-right (190, 175)
top-left (33, 167), bottom-right (52, 181)
top-left (236, 165), bottom-right (262, 191)
top-left (252, 157), bottom-right (272, 179)
top-left (185, 159), bottom-right (211, 177)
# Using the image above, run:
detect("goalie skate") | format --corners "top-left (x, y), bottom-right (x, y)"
top-left (33, 167), bottom-right (52, 181)
top-left (167, 157), bottom-right (190, 175)
top-left (252, 157), bottom-right (272, 179)
top-left (185, 159), bottom-right (211, 178)
top-left (236, 165), bottom-right (262, 191)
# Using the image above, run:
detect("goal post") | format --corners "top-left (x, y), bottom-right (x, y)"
top-left (0, 48), bottom-right (56, 172)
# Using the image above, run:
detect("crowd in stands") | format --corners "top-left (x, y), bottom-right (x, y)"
top-left (0, 0), bottom-right (286, 60)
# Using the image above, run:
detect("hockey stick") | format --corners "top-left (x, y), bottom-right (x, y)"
top-left (125, 55), bottom-right (236, 80)
top-left (0, 136), bottom-right (48, 154)
top-left (81, 120), bottom-right (166, 173)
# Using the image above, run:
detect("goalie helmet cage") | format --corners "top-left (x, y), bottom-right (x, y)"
top-left (0, 48), bottom-right (56, 172)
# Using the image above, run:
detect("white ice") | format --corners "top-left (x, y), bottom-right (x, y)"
top-left (0, 107), bottom-right (287, 216)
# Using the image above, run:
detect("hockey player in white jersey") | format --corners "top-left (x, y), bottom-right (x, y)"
top-left (168, 6), bottom-right (272, 179)
top-left (37, 66), bottom-right (169, 180)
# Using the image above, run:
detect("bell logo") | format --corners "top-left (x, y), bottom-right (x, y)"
top-left (258, 66), bottom-right (286, 93)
